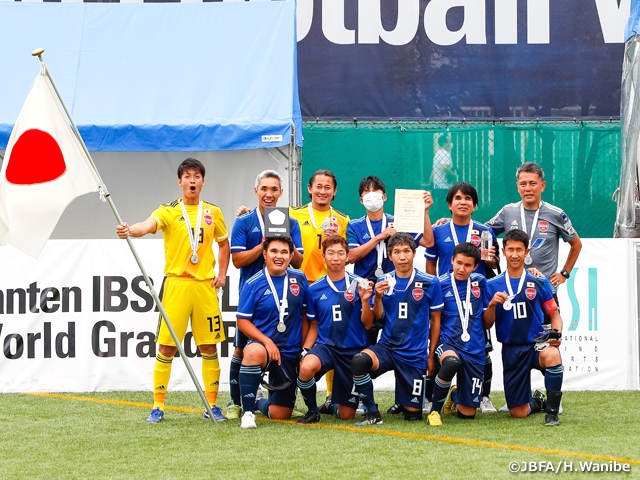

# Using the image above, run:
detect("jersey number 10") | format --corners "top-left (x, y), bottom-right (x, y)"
top-left (511, 301), bottom-right (527, 319)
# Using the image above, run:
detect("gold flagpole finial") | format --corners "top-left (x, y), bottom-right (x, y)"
top-left (31, 48), bottom-right (45, 58)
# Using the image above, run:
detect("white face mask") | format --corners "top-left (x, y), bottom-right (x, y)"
top-left (362, 191), bottom-right (384, 212)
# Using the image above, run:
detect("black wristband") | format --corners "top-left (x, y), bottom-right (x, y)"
top-left (560, 269), bottom-right (570, 279)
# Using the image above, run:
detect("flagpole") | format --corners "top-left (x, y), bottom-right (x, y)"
top-left (31, 48), bottom-right (217, 424)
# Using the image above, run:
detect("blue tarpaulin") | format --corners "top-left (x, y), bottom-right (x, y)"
top-left (0, 1), bottom-right (302, 151)
top-left (627, 0), bottom-right (640, 40)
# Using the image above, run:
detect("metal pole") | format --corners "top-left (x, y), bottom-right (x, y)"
top-left (31, 48), bottom-right (217, 424)
top-left (289, 123), bottom-right (302, 207)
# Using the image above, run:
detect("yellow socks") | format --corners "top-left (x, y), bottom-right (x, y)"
top-left (153, 352), bottom-right (174, 409)
top-left (202, 351), bottom-right (221, 406)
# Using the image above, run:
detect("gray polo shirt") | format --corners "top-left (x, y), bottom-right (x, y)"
top-left (486, 201), bottom-right (577, 281)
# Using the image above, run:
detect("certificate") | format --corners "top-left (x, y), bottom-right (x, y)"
top-left (393, 189), bottom-right (424, 234)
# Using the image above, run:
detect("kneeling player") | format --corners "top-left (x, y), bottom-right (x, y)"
top-left (483, 229), bottom-right (564, 426)
top-left (351, 233), bottom-right (443, 425)
top-left (296, 237), bottom-right (374, 424)
top-left (428, 243), bottom-right (488, 426)
top-left (236, 237), bottom-right (308, 429)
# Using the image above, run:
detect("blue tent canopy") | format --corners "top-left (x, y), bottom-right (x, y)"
top-left (0, 1), bottom-right (302, 152)
top-left (626, 0), bottom-right (640, 41)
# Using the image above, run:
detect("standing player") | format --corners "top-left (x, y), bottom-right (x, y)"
top-left (290, 169), bottom-right (350, 282)
top-left (236, 237), bottom-right (309, 429)
top-left (347, 175), bottom-right (434, 283)
top-left (425, 182), bottom-right (498, 413)
top-left (351, 233), bottom-right (443, 425)
top-left (296, 237), bottom-right (374, 424)
top-left (427, 243), bottom-right (488, 426)
top-left (226, 170), bottom-right (304, 419)
top-left (486, 162), bottom-right (582, 318)
top-left (483, 229), bottom-right (564, 426)
top-left (290, 169), bottom-right (349, 409)
top-left (116, 158), bottom-right (229, 423)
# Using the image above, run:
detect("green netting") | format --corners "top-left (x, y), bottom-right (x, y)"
top-left (301, 120), bottom-right (621, 238)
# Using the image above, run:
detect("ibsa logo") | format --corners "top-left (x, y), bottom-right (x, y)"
top-left (562, 267), bottom-right (599, 375)
top-left (565, 268), bottom-right (598, 332)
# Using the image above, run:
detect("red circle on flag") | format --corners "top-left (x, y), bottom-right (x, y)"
top-left (6, 129), bottom-right (66, 185)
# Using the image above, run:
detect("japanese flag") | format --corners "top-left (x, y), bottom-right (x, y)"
top-left (0, 72), bottom-right (101, 258)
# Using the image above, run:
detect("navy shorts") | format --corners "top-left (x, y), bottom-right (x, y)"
top-left (502, 343), bottom-right (544, 409)
top-left (436, 344), bottom-right (484, 409)
top-left (245, 340), bottom-right (298, 409)
top-left (309, 344), bottom-right (361, 409)
top-left (264, 355), bottom-right (298, 409)
top-left (368, 343), bottom-right (425, 409)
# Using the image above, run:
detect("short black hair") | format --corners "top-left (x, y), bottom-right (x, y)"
top-left (446, 182), bottom-right (479, 207)
top-left (358, 176), bottom-right (386, 196)
top-left (322, 236), bottom-right (349, 254)
top-left (503, 229), bottom-right (529, 249)
top-left (263, 236), bottom-right (294, 254)
top-left (516, 162), bottom-right (545, 181)
top-left (308, 169), bottom-right (338, 200)
top-left (438, 134), bottom-right (449, 147)
top-left (177, 158), bottom-right (205, 179)
top-left (452, 242), bottom-right (480, 266)
top-left (387, 232), bottom-right (416, 254)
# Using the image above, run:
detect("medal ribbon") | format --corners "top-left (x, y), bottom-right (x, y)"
top-left (505, 269), bottom-right (527, 302)
top-left (327, 274), bottom-right (358, 294)
top-left (519, 201), bottom-right (542, 249)
top-left (450, 276), bottom-right (471, 339)
top-left (180, 200), bottom-right (202, 260)
top-left (256, 208), bottom-right (265, 236)
top-left (366, 215), bottom-right (388, 272)
top-left (449, 221), bottom-right (473, 246)
top-left (308, 203), bottom-right (334, 230)
top-left (264, 269), bottom-right (289, 325)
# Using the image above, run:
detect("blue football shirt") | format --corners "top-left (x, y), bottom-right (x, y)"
top-left (305, 273), bottom-right (368, 349)
top-left (377, 269), bottom-right (444, 369)
top-left (425, 220), bottom-right (497, 276)
top-left (236, 268), bottom-right (308, 358)
top-left (485, 271), bottom-right (557, 345)
top-left (230, 208), bottom-right (303, 293)
top-left (438, 272), bottom-right (489, 363)
top-left (347, 213), bottom-right (422, 281)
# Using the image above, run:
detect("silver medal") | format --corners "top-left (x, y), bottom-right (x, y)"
top-left (277, 322), bottom-right (286, 333)
top-left (461, 332), bottom-right (470, 342)
top-left (358, 278), bottom-right (370, 289)
top-left (385, 274), bottom-right (396, 288)
top-left (190, 254), bottom-right (199, 264)
top-left (524, 255), bottom-right (533, 266)
top-left (503, 298), bottom-right (512, 310)
top-left (375, 267), bottom-right (384, 277)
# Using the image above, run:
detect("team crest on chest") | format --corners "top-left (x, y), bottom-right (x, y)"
top-left (470, 235), bottom-right (480, 247)
top-left (525, 288), bottom-right (536, 300)
top-left (204, 215), bottom-right (213, 226)
top-left (344, 290), bottom-right (355, 301)
top-left (412, 288), bottom-right (423, 301)
top-left (471, 286), bottom-right (480, 298)
top-left (290, 284), bottom-right (300, 296)
top-left (539, 221), bottom-right (549, 233)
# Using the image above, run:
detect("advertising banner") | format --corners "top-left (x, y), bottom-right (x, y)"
top-left (0, 239), bottom-right (636, 392)
top-left (297, 0), bottom-right (629, 119)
